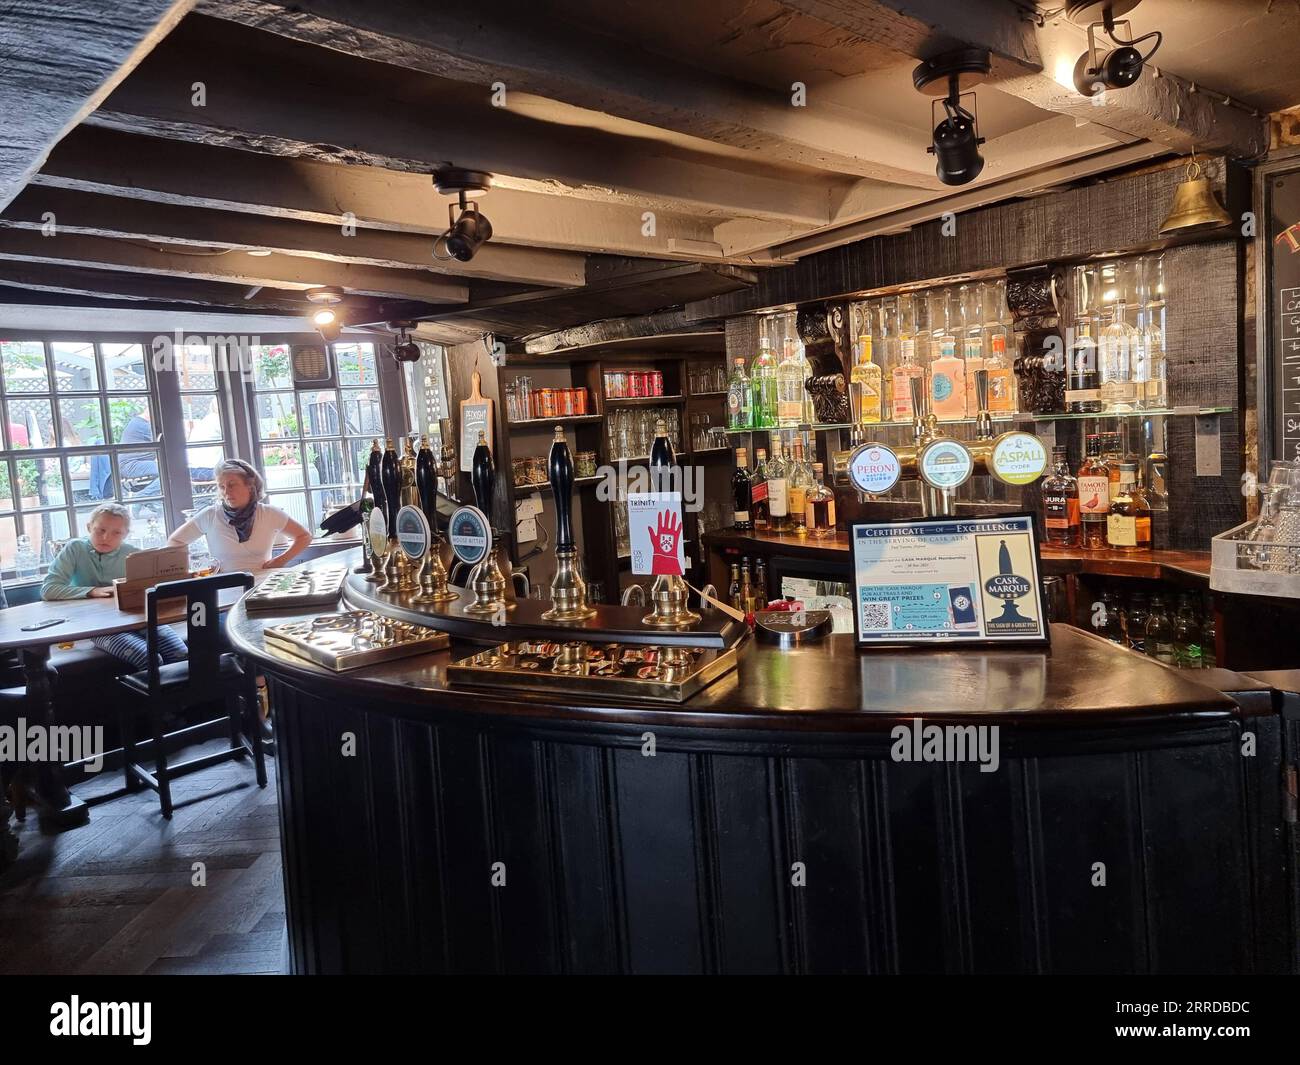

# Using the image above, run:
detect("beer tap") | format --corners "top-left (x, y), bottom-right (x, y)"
top-left (364, 439), bottom-right (387, 582)
top-left (389, 438), bottom-right (420, 592)
top-left (642, 418), bottom-right (700, 628)
top-left (838, 370), bottom-right (1047, 518)
top-left (463, 430), bottom-right (513, 616)
top-left (414, 434), bottom-right (456, 602)
top-left (541, 426), bottom-right (597, 622)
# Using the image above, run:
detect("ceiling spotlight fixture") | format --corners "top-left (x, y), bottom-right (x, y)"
top-left (433, 167), bottom-right (494, 263)
top-left (1070, 2), bottom-right (1162, 98)
top-left (913, 49), bottom-right (990, 187)
top-left (305, 285), bottom-right (345, 343)
top-left (388, 321), bottom-right (421, 363)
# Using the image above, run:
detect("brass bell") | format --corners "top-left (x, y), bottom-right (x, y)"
top-left (1158, 159), bottom-right (1232, 236)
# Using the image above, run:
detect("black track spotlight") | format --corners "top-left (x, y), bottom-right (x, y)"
top-left (1070, 3), bottom-right (1161, 98)
top-left (433, 167), bottom-right (494, 263)
top-left (388, 321), bottom-right (421, 363)
top-left (913, 49), bottom-right (990, 188)
top-left (305, 286), bottom-right (345, 342)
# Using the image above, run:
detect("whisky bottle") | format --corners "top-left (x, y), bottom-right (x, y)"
top-left (732, 447), bottom-right (753, 531)
top-left (1041, 445), bottom-right (1079, 546)
top-left (787, 437), bottom-right (810, 534)
top-left (1105, 461), bottom-right (1152, 553)
top-left (1077, 433), bottom-right (1109, 550)
top-left (766, 439), bottom-right (790, 532)
top-left (804, 462), bottom-right (836, 539)
top-left (750, 447), bottom-right (770, 529)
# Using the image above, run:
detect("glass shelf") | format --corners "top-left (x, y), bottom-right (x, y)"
top-left (723, 407), bottom-right (1233, 433)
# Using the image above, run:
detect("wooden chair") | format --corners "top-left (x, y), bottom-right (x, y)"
top-left (116, 573), bottom-right (266, 819)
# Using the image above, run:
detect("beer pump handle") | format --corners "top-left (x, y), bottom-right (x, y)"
top-left (547, 426), bottom-right (575, 551)
top-left (416, 438), bottom-right (438, 531)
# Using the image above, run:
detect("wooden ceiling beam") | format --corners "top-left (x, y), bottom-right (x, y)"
top-left (1, 186), bottom-right (585, 287)
top-left (0, 0), bottom-right (194, 211)
top-left (772, 0), bottom-right (1267, 159)
top-left (34, 128), bottom-right (749, 261)
top-left (196, 0), bottom-right (944, 190)
top-left (89, 15), bottom-right (836, 226)
top-left (0, 229), bottom-right (468, 303)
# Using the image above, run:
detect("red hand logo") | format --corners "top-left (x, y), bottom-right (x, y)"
top-left (648, 510), bottom-right (683, 575)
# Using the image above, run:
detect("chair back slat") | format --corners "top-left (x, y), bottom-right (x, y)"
top-left (145, 572), bottom-right (254, 694)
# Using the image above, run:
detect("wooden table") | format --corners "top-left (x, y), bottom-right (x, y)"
top-left (0, 582), bottom-right (255, 849)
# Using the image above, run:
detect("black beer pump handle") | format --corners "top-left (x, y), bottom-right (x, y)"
top-left (547, 426), bottom-right (575, 550)
top-left (416, 441), bottom-right (438, 532)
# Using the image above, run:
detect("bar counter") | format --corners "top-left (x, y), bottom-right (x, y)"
top-left (229, 573), bottom-right (1294, 975)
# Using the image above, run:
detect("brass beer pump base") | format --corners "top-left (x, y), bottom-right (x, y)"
top-left (392, 548), bottom-right (420, 593)
top-left (541, 546), bottom-right (597, 622)
top-left (413, 541), bottom-right (458, 603)
top-left (642, 574), bottom-right (700, 628)
top-left (462, 554), bottom-right (513, 616)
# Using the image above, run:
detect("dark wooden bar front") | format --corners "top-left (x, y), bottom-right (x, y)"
top-left (229, 600), bottom-right (1297, 975)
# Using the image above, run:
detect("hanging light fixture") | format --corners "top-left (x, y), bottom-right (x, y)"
top-left (1159, 156), bottom-right (1233, 236)
top-left (305, 285), bottom-right (345, 342)
top-left (433, 167), bottom-right (494, 262)
top-left (1069, 1), bottom-right (1162, 98)
top-left (913, 49), bottom-right (990, 187)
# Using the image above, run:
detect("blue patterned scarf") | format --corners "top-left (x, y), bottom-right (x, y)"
top-left (222, 500), bottom-right (258, 543)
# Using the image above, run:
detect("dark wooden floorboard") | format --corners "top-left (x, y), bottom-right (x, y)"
top-left (0, 739), bottom-right (286, 975)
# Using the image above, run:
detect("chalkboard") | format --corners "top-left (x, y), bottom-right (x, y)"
top-left (1264, 155), bottom-right (1300, 463)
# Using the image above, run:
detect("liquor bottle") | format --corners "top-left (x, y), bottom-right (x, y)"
top-left (928, 290), bottom-right (967, 420)
top-left (1103, 432), bottom-right (1128, 506)
top-left (777, 336), bottom-right (805, 427)
top-left (983, 282), bottom-right (1016, 413)
top-left (804, 462), bottom-right (836, 539)
top-left (891, 298), bottom-right (924, 422)
top-left (739, 560), bottom-right (754, 616)
top-left (869, 299), bottom-right (893, 419)
top-left (1145, 595), bottom-right (1176, 664)
top-left (1077, 434), bottom-right (1110, 549)
top-left (750, 447), bottom-right (770, 529)
top-left (728, 562), bottom-right (742, 611)
top-left (960, 284), bottom-right (985, 416)
top-left (1202, 605), bottom-right (1217, 668)
top-left (766, 438), bottom-right (790, 532)
top-left (751, 331), bottom-right (778, 429)
top-left (1066, 265), bottom-right (1102, 413)
top-left (1106, 461), bottom-right (1152, 553)
top-left (732, 447), bottom-right (754, 531)
top-left (1100, 297), bottom-right (1138, 412)
top-left (787, 436), bottom-right (810, 534)
top-left (1144, 417), bottom-right (1169, 508)
top-left (1126, 592), bottom-right (1149, 653)
top-left (754, 558), bottom-right (768, 607)
top-left (727, 357), bottom-right (752, 429)
top-left (851, 333), bottom-right (883, 424)
top-left (1101, 588), bottom-right (1126, 645)
top-left (1173, 592), bottom-right (1203, 668)
top-left (1138, 255), bottom-right (1168, 410)
top-left (1041, 445), bottom-right (1080, 546)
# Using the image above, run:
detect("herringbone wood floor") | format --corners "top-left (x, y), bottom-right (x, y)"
top-left (0, 739), bottom-right (285, 975)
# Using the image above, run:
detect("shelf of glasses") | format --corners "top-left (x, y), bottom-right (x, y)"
top-left (604, 395), bottom-right (685, 406)
top-left (1022, 406), bottom-right (1233, 422)
top-left (512, 476), bottom-right (604, 494)
top-left (506, 415), bottom-right (603, 428)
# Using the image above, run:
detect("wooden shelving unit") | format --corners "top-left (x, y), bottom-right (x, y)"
top-left (495, 332), bottom-right (728, 601)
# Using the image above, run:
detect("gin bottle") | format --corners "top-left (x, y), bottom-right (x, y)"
top-left (1100, 298), bottom-right (1138, 412)
top-left (726, 357), bottom-right (751, 429)
top-left (776, 335), bottom-right (805, 427)
top-left (751, 332), bottom-right (778, 429)
top-left (851, 333), bottom-right (883, 424)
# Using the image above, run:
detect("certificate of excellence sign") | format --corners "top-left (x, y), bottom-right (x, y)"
top-left (850, 513), bottom-right (1048, 647)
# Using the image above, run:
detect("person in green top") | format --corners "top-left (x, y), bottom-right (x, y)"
top-left (41, 502), bottom-right (188, 671)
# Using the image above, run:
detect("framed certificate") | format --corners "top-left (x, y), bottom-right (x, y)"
top-left (851, 512), bottom-right (1049, 648)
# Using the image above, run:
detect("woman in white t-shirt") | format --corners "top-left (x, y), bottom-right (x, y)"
top-left (167, 458), bottom-right (312, 574)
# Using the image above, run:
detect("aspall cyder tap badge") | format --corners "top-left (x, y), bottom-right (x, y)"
top-left (978, 534), bottom-right (1040, 635)
top-left (990, 432), bottom-right (1048, 486)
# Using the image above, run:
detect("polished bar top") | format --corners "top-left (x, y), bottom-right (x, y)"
top-left (229, 595), bottom-right (1239, 730)
top-left (703, 529), bottom-right (1212, 582)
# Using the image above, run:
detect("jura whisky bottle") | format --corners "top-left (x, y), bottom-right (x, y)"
top-left (1041, 445), bottom-right (1079, 546)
